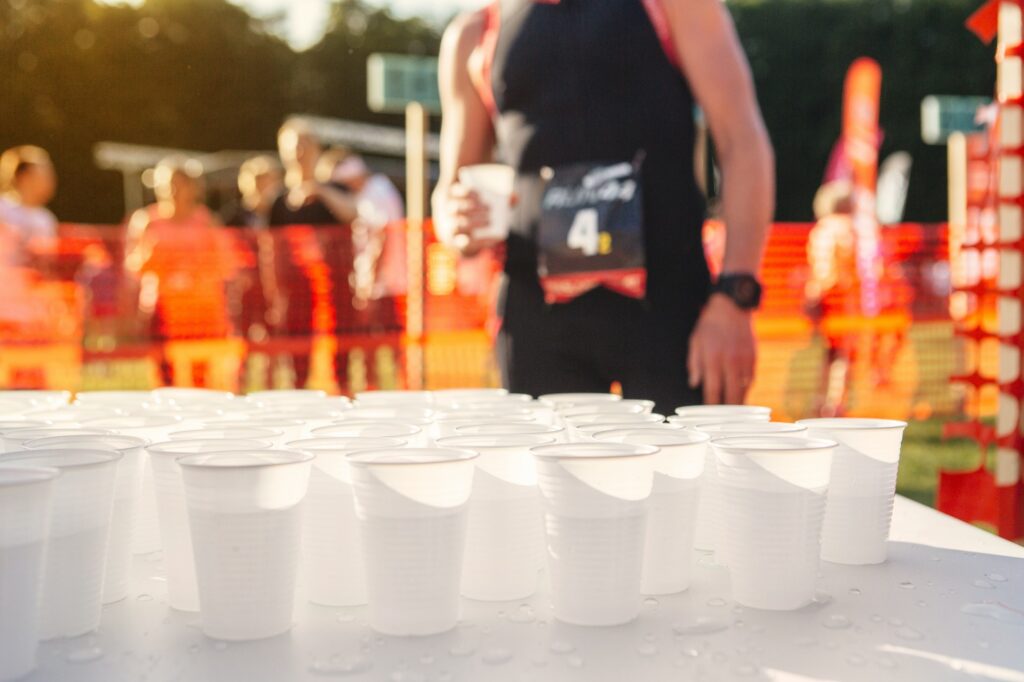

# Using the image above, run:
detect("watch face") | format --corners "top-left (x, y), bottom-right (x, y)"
top-left (736, 279), bottom-right (757, 304)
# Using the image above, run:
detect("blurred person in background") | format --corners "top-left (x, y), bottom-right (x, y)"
top-left (0, 145), bottom-right (59, 262)
top-left (330, 152), bottom-right (407, 299)
top-left (270, 120), bottom-right (357, 227)
top-left (125, 156), bottom-right (237, 382)
top-left (222, 154), bottom-right (282, 229)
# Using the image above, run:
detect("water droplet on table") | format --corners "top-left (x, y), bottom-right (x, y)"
top-left (508, 604), bottom-right (536, 624)
top-left (448, 642), bottom-right (477, 658)
top-left (481, 647), bottom-right (512, 665)
top-left (987, 572), bottom-right (1008, 582)
top-left (136, 593), bottom-right (153, 602)
top-left (887, 616), bottom-right (904, 626)
top-left (706, 597), bottom-right (728, 607)
top-left (895, 626), bottom-right (923, 640)
top-left (870, 614), bottom-right (884, 623)
top-left (734, 664), bottom-right (759, 676)
top-left (916, 600), bottom-right (928, 608)
top-left (899, 581), bottom-right (915, 590)
top-left (732, 606), bottom-right (745, 615)
top-left (673, 617), bottom-right (730, 636)
top-left (973, 579), bottom-right (995, 590)
top-left (848, 588), bottom-right (862, 596)
top-left (822, 615), bottom-right (852, 630)
top-left (681, 646), bottom-right (701, 658)
top-left (961, 602), bottom-right (1024, 625)
top-left (636, 642), bottom-right (657, 657)
top-left (309, 654), bottom-right (373, 676)
top-left (66, 647), bottom-right (104, 663)
top-left (643, 597), bottom-right (659, 609)
top-left (213, 641), bottom-right (228, 651)
top-left (813, 592), bottom-right (833, 606)
top-left (549, 640), bottom-right (575, 654)
top-left (336, 612), bottom-right (355, 623)
top-left (846, 654), bottom-right (866, 666)
top-left (566, 654), bottom-right (584, 668)
top-left (929, 555), bottom-right (941, 562)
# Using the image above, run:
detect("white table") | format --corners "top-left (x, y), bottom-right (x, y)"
top-left (28, 497), bottom-right (1024, 682)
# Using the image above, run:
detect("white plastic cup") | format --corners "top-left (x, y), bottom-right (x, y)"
top-left (73, 390), bottom-right (152, 406)
top-left (179, 450), bottom-right (313, 640)
top-left (200, 419), bottom-right (306, 447)
top-left (23, 434), bottom-right (148, 604)
top-left (146, 439), bottom-right (273, 612)
top-left (432, 388), bottom-right (509, 406)
top-left (538, 393), bottom-right (622, 409)
top-left (23, 406), bottom-right (123, 425)
top-left (711, 436), bottom-right (835, 610)
top-left (245, 389), bottom-right (328, 404)
top-left (455, 164), bottom-right (514, 243)
top-left (432, 411), bottom-right (536, 440)
top-left (574, 420), bottom-right (681, 443)
top-left (354, 390), bottom-right (434, 406)
top-left (312, 421), bottom-right (423, 443)
top-left (530, 442), bottom-right (658, 626)
top-left (674, 404), bottom-right (772, 419)
top-left (563, 413), bottom-right (665, 442)
top-left (287, 437), bottom-right (408, 607)
top-left (436, 434), bottom-right (555, 601)
top-left (85, 415), bottom-right (185, 554)
top-left (347, 448), bottom-right (478, 636)
top-left (1, 449), bottom-right (120, 638)
top-left (666, 414), bottom-right (770, 428)
top-left (796, 418), bottom-right (907, 565)
top-left (557, 399), bottom-right (655, 416)
top-left (453, 422), bottom-right (566, 442)
top-left (1, 427), bottom-right (113, 454)
top-left (0, 390), bottom-right (70, 409)
top-left (151, 388), bottom-right (235, 406)
top-left (0, 466), bottom-right (59, 681)
top-left (592, 429), bottom-right (709, 595)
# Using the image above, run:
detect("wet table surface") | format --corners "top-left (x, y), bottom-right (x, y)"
top-left (28, 496), bottom-right (1024, 682)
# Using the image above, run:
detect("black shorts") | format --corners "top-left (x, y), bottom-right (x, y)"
top-left (496, 275), bottom-right (702, 415)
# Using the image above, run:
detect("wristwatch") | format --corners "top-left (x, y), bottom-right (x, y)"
top-left (711, 273), bottom-right (763, 310)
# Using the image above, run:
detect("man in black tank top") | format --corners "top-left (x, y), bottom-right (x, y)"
top-left (434, 0), bottom-right (774, 412)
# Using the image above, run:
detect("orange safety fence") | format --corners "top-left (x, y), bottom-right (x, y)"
top-left (0, 219), bottom-right (976, 422)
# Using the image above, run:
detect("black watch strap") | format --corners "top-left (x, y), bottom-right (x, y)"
top-left (712, 273), bottom-right (763, 310)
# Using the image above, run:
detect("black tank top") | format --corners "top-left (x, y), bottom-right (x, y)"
top-left (488, 0), bottom-right (710, 313)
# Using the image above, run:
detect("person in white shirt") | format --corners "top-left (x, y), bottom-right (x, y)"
top-left (331, 154), bottom-right (407, 298)
top-left (0, 145), bottom-right (58, 259)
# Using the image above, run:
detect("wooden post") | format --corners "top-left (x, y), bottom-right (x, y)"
top-left (405, 102), bottom-right (428, 390)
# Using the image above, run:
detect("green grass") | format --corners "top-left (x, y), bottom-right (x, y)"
top-left (896, 418), bottom-right (988, 508)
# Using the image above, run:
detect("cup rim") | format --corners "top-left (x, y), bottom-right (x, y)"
top-left (565, 413), bottom-right (665, 426)
top-left (23, 434), bottom-right (149, 451)
top-left (674, 405), bottom-right (772, 416)
top-left (795, 418), bottom-right (908, 431)
top-left (345, 447), bottom-right (479, 466)
top-left (170, 427), bottom-right (284, 440)
top-left (147, 438), bottom-right (275, 456)
top-left (435, 434), bottom-right (558, 449)
top-left (203, 418), bottom-right (304, 428)
top-left (530, 442), bottom-right (660, 460)
top-left (1, 448), bottom-right (124, 468)
top-left (591, 428), bottom-right (710, 446)
top-left (0, 465), bottom-right (62, 486)
top-left (312, 422), bottom-right (422, 437)
top-left (284, 436), bottom-right (408, 451)
top-left (453, 422), bottom-right (564, 436)
top-left (695, 421), bottom-right (808, 434)
top-left (176, 450), bottom-right (315, 469)
top-left (538, 392), bottom-right (622, 405)
top-left (82, 415), bottom-right (183, 428)
top-left (3, 427), bottom-right (113, 443)
top-left (575, 421), bottom-right (668, 434)
top-left (709, 436), bottom-right (837, 453)
top-left (246, 389), bottom-right (328, 399)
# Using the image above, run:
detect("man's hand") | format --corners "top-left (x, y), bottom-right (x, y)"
top-left (434, 182), bottom-right (504, 256)
top-left (687, 293), bottom-right (756, 404)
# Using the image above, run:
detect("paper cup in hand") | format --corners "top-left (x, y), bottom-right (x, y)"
top-left (531, 442), bottom-right (658, 626)
top-left (456, 164), bottom-right (514, 244)
top-left (796, 418), bottom-right (907, 565)
top-left (179, 450), bottom-right (313, 640)
top-left (0, 465), bottom-right (59, 681)
top-left (347, 448), bottom-right (478, 636)
top-left (1, 449), bottom-right (120, 639)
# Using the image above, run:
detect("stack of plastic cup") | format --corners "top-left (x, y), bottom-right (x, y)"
top-left (23, 434), bottom-right (148, 604)
top-left (436, 434), bottom-right (555, 601)
top-left (2, 449), bottom-right (120, 638)
top-left (0, 465), bottom-right (59, 681)
top-left (347, 448), bottom-right (478, 635)
top-left (711, 436), bottom-right (835, 610)
top-left (797, 418), bottom-right (908, 565)
top-left (287, 437), bottom-right (407, 607)
top-left (147, 439), bottom-right (273, 612)
top-left (592, 429), bottom-right (709, 594)
top-left (530, 442), bottom-right (658, 625)
top-left (179, 450), bottom-right (313, 640)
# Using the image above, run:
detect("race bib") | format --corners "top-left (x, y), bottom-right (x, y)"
top-left (536, 156), bottom-right (646, 304)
